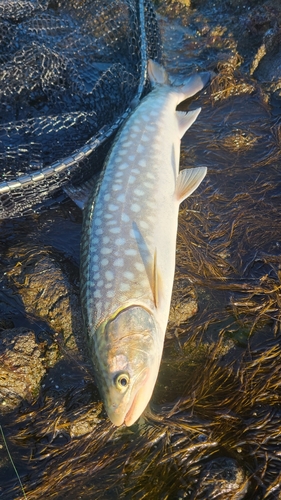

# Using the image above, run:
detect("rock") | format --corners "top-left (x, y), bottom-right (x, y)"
top-left (0, 328), bottom-right (57, 412)
top-left (169, 278), bottom-right (198, 328)
top-left (194, 457), bottom-right (249, 499)
top-left (6, 246), bottom-right (83, 350)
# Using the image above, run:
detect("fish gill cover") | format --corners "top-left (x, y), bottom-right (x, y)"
top-left (0, 0), bottom-right (161, 218)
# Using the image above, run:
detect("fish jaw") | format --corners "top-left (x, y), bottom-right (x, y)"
top-left (106, 360), bottom-right (160, 427)
top-left (123, 359), bottom-right (161, 426)
top-left (92, 306), bottom-right (163, 427)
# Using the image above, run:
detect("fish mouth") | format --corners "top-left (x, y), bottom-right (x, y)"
top-left (124, 391), bottom-right (139, 427)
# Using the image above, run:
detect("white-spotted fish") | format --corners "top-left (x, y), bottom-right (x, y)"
top-left (80, 60), bottom-right (210, 426)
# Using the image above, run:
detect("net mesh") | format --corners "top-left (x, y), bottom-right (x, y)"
top-left (0, 0), bottom-right (162, 218)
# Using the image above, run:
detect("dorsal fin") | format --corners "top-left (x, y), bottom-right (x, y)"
top-left (175, 167), bottom-right (207, 204)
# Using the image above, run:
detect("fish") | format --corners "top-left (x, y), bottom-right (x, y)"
top-left (80, 60), bottom-right (210, 426)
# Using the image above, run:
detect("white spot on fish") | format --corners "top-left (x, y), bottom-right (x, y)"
top-left (109, 204), bottom-right (119, 211)
top-left (128, 155), bottom-right (135, 161)
top-left (131, 203), bottom-right (140, 212)
top-left (120, 283), bottom-right (130, 292)
top-left (135, 262), bottom-right (145, 272)
top-left (128, 176), bottom-right (136, 184)
top-left (114, 258), bottom-right (124, 267)
top-left (113, 184), bottom-right (122, 191)
top-left (134, 188), bottom-right (145, 196)
top-left (95, 300), bottom-right (102, 310)
top-left (147, 172), bottom-right (155, 179)
top-left (101, 258), bottom-right (109, 266)
top-left (95, 228), bottom-right (103, 236)
top-left (124, 271), bottom-right (135, 281)
top-left (125, 249), bottom-right (137, 256)
top-left (104, 213), bottom-right (113, 219)
top-left (132, 125), bottom-right (140, 132)
top-left (132, 168), bottom-right (140, 174)
top-left (96, 280), bottom-right (104, 287)
top-left (92, 264), bottom-right (99, 272)
top-left (109, 227), bottom-right (121, 234)
top-left (106, 220), bottom-right (117, 226)
top-left (104, 194), bottom-right (110, 202)
top-left (122, 141), bottom-right (133, 148)
top-left (141, 135), bottom-right (149, 142)
top-left (139, 220), bottom-right (149, 229)
top-left (146, 125), bottom-right (156, 132)
top-left (137, 144), bottom-right (145, 154)
top-left (115, 238), bottom-right (125, 246)
top-left (130, 133), bottom-right (137, 139)
top-left (107, 290), bottom-right (115, 298)
top-left (121, 213), bottom-right (130, 222)
top-left (144, 181), bottom-right (153, 189)
top-left (101, 247), bottom-right (112, 255)
top-left (95, 218), bottom-right (102, 226)
top-left (119, 163), bottom-right (129, 170)
top-left (94, 290), bottom-right (101, 298)
top-left (138, 159), bottom-right (146, 167)
top-left (119, 150), bottom-right (127, 156)
top-left (117, 194), bottom-right (126, 203)
top-left (115, 171), bottom-right (123, 178)
top-left (103, 236), bottom-right (110, 244)
top-left (93, 255), bottom-right (99, 262)
top-left (105, 283), bottom-right (112, 289)
top-left (105, 271), bottom-right (114, 281)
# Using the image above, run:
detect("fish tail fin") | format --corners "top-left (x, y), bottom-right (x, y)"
top-left (177, 72), bottom-right (211, 101)
top-left (147, 60), bottom-right (212, 102)
top-left (148, 59), bottom-right (170, 85)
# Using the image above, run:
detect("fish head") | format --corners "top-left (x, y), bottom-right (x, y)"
top-left (93, 306), bottom-right (162, 427)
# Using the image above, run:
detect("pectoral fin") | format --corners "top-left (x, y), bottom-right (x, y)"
top-left (132, 222), bottom-right (163, 308)
top-left (143, 247), bottom-right (163, 309)
top-left (152, 249), bottom-right (161, 309)
top-left (175, 167), bottom-right (207, 204)
top-left (176, 108), bottom-right (201, 139)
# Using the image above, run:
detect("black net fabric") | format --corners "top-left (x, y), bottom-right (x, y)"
top-left (0, 0), bottom-right (162, 218)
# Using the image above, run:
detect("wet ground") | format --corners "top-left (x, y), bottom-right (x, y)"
top-left (1, 0), bottom-right (281, 498)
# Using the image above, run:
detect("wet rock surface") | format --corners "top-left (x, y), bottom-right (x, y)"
top-left (5, 244), bottom-right (83, 350)
top-left (0, 0), bottom-right (281, 499)
top-left (194, 457), bottom-right (249, 500)
top-left (0, 328), bottom-right (50, 412)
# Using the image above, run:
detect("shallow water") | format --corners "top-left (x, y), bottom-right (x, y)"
top-left (1, 1), bottom-right (281, 499)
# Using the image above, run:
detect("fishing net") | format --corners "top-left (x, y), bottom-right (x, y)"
top-left (0, 0), bottom-right (162, 218)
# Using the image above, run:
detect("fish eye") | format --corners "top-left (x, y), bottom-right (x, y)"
top-left (115, 373), bottom-right (130, 391)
